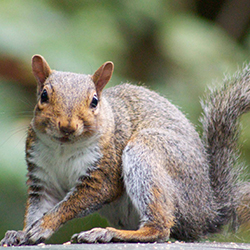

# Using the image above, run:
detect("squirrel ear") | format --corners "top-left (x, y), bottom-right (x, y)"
top-left (32, 55), bottom-right (52, 88)
top-left (92, 61), bottom-right (114, 96)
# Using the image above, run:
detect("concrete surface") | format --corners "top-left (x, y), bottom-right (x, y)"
top-left (1, 242), bottom-right (250, 250)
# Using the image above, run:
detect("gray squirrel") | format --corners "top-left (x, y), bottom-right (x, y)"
top-left (1, 55), bottom-right (250, 246)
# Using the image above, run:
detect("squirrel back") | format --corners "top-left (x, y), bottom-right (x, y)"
top-left (103, 84), bottom-right (221, 239)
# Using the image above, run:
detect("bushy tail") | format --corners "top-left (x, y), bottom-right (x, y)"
top-left (201, 65), bottom-right (250, 227)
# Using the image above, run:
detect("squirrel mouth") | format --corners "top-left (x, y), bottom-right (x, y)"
top-left (57, 136), bottom-right (71, 143)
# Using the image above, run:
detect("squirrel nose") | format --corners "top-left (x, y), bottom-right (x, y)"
top-left (58, 121), bottom-right (78, 136)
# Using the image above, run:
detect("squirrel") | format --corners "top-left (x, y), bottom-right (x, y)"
top-left (1, 55), bottom-right (250, 246)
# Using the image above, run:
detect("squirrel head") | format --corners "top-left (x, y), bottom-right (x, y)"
top-left (31, 55), bottom-right (114, 145)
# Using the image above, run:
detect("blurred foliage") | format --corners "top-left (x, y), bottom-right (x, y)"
top-left (1, 0), bottom-right (250, 244)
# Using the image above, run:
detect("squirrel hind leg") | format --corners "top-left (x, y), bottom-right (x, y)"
top-left (72, 225), bottom-right (168, 243)
top-left (119, 132), bottom-right (176, 242)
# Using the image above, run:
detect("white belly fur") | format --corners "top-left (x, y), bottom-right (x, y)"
top-left (28, 136), bottom-right (102, 200)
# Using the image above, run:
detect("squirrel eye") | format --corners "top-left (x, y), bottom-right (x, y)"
top-left (40, 89), bottom-right (49, 103)
top-left (90, 94), bottom-right (98, 108)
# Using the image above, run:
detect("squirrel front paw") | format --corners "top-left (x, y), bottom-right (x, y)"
top-left (0, 230), bottom-right (26, 246)
top-left (25, 219), bottom-right (54, 245)
top-left (72, 227), bottom-right (114, 243)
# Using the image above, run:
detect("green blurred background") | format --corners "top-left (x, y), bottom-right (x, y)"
top-left (1, 0), bottom-right (250, 244)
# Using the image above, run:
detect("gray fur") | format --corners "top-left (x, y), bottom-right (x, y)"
top-left (103, 84), bottom-right (219, 240)
top-left (2, 62), bottom-right (250, 246)
top-left (201, 65), bottom-right (250, 229)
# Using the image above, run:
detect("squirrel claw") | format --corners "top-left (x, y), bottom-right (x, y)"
top-left (0, 230), bottom-right (26, 246)
top-left (25, 220), bottom-right (53, 245)
top-left (72, 227), bottom-right (114, 243)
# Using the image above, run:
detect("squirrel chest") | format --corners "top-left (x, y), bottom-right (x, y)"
top-left (27, 136), bottom-right (102, 199)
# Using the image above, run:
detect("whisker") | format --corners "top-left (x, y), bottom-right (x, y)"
top-left (0, 126), bottom-right (27, 148)
top-left (13, 132), bottom-right (27, 149)
top-left (19, 97), bottom-right (35, 108)
top-left (14, 111), bottom-right (33, 114)
top-left (0, 111), bottom-right (33, 120)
